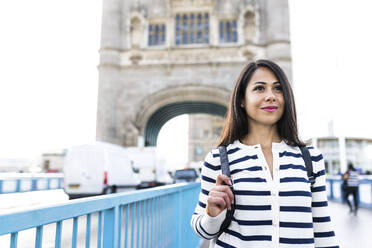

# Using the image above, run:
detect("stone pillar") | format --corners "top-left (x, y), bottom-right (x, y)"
top-left (263, 0), bottom-right (292, 81)
top-left (96, 0), bottom-right (122, 145)
top-left (210, 14), bottom-right (219, 46)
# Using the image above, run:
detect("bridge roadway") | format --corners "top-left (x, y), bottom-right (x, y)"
top-left (200, 201), bottom-right (372, 248)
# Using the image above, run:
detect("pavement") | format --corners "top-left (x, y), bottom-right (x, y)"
top-left (0, 189), bottom-right (69, 214)
top-left (200, 201), bottom-right (372, 248)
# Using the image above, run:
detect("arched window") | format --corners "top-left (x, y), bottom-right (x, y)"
top-left (219, 20), bottom-right (238, 43)
top-left (148, 24), bottom-right (166, 46)
top-left (175, 12), bottom-right (209, 45)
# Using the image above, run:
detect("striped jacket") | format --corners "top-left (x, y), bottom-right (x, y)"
top-left (191, 140), bottom-right (339, 248)
top-left (346, 170), bottom-right (360, 187)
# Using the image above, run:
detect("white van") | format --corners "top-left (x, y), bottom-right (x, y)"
top-left (63, 142), bottom-right (140, 199)
top-left (125, 147), bottom-right (172, 188)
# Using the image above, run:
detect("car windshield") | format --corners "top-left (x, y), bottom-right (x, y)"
top-left (175, 169), bottom-right (197, 178)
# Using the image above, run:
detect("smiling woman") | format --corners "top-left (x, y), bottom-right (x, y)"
top-left (218, 60), bottom-right (303, 148)
top-left (191, 60), bottom-right (339, 248)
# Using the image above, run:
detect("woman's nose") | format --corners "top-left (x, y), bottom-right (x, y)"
top-left (265, 90), bottom-right (276, 102)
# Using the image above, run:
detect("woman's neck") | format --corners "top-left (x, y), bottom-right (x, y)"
top-left (241, 124), bottom-right (281, 149)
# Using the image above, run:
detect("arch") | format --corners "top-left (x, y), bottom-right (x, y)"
top-left (145, 101), bottom-right (227, 146)
top-left (135, 85), bottom-right (230, 146)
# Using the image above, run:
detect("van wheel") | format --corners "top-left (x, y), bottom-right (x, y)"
top-left (103, 186), bottom-right (117, 195)
top-left (112, 185), bottom-right (117, 193)
top-left (103, 186), bottom-right (112, 195)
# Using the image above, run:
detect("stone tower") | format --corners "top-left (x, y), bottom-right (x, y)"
top-left (97, 0), bottom-right (292, 152)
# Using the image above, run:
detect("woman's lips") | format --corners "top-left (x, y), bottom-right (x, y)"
top-left (261, 106), bottom-right (278, 112)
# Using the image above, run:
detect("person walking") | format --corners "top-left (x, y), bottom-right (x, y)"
top-left (342, 162), bottom-right (360, 215)
top-left (191, 60), bottom-right (339, 248)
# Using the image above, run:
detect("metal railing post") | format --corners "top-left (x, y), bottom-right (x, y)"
top-left (103, 206), bottom-right (119, 248)
top-left (16, 179), bottom-right (21, 193)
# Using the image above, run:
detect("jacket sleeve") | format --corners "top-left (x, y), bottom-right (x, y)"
top-left (190, 149), bottom-right (227, 240)
top-left (310, 147), bottom-right (339, 248)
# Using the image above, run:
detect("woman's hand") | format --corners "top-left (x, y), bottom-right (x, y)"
top-left (206, 174), bottom-right (234, 217)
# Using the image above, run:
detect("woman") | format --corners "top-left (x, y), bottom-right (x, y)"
top-left (191, 60), bottom-right (339, 248)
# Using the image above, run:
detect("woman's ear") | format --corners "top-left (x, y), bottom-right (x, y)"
top-left (240, 100), bottom-right (245, 108)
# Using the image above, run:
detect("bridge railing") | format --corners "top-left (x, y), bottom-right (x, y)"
top-left (0, 182), bottom-right (201, 248)
top-left (0, 173), bottom-right (63, 194)
top-left (326, 177), bottom-right (372, 208)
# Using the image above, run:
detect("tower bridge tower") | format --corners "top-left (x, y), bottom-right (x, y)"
top-left (97, 0), bottom-right (291, 161)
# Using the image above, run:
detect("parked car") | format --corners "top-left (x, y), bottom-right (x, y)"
top-left (63, 142), bottom-right (141, 199)
top-left (173, 169), bottom-right (199, 183)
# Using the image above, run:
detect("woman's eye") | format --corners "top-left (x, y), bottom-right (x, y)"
top-left (274, 86), bottom-right (282, 91)
top-left (254, 86), bottom-right (265, 91)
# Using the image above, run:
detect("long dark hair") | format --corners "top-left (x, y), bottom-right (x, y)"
top-left (217, 59), bottom-right (305, 147)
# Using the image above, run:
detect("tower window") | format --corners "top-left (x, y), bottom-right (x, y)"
top-left (175, 13), bottom-right (209, 45)
top-left (148, 24), bottom-right (166, 46)
top-left (219, 20), bottom-right (238, 43)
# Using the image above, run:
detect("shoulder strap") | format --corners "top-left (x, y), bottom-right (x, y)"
top-left (217, 146), bottom-right (235, 237)
top-left (218, 146), bottom-right (230, 177)
top-left (299, 146), bottom-right (316, 186)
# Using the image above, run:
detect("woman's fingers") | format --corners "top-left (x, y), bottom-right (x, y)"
top-left (207, 196), bottom-right (227, 210)
top-left (212, 185), bottom-right (234, 204)
top-left (215, 174), bottom-right (234, 203)
top-left (216, 174), bottom-right (232, 186)
top-left (208, 190), bottom-right (231, 210)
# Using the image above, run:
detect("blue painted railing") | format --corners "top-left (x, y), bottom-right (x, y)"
top-left (326, 177), bottom-right (372, 208)
top-left (0, 183), bottom-right (201, 248)
top-left (0, 173), bottom-right (63, 194)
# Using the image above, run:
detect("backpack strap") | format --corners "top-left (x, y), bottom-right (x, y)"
top-left (219, 146), bottom-right (230, 177)
top-left (299, 146), bottom-right (316, 186)
top-left (217, 146), bottom-right (235, 237)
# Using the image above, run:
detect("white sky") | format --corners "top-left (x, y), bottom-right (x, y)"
top-left (0, 0), bottom-right (371, 166)
top-left (290, 0), bottom-right (372, 141)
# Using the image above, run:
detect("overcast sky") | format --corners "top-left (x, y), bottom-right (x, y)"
top-left (0, 0), bottom-right (371, 166)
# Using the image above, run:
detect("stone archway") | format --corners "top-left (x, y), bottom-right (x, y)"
top-left (135, 85), bottom-right (230, 146)
top-left (144, 101), bottom-right (226, 146)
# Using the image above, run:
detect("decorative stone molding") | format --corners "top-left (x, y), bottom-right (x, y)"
top-left (168, 0), bottom-right (214, 10)
top-left (120, 45), bottom-right (264, 66)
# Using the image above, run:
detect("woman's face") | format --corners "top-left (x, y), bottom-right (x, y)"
top-left (242, 67), bottom-right (284, 128)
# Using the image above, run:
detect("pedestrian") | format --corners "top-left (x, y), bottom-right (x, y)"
top-left (342, 162), bottom-right (360, 215)
top-left (191, 60), bottom-right (339, 247)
